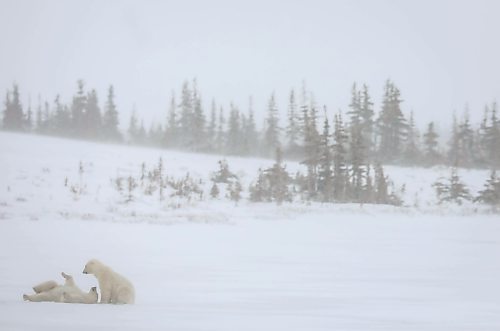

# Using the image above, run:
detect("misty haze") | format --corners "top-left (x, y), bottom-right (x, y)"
top-left (1, 0), bottom-right (499, 330)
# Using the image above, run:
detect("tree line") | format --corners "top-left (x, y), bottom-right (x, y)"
top-left (2, 79), bottom-right (499, 171)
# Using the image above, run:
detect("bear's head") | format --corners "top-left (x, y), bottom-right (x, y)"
top-left (83, 259), bottom-right (102, 274)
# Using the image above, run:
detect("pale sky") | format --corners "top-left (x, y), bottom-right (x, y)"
top-left (0, 0), bottom-right (499, 130)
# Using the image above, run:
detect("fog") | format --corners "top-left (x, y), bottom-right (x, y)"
top-left (0, 0), bottom-right (499, 127)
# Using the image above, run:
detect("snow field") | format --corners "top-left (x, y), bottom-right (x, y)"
top-left (0, 131), bottom-right (499, 330)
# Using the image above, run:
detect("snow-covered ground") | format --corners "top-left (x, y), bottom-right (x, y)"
top-left (0, 132), bottom-right (499, 330)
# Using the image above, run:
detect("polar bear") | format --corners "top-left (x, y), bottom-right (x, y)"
top-left (83, 259), bottom-right (135, 304)
top-left (23, 272), bottom-right (98, 304)
top-left (62, 287), bottom-right (98, 304)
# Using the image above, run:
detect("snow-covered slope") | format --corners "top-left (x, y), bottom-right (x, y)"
top-left (0, 131), bottom-right (492, 224)
top-left (0, 132), bottom-right (499, 331)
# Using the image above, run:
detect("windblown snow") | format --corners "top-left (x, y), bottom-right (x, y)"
top-left (0, 132), bottom-right (499, 331)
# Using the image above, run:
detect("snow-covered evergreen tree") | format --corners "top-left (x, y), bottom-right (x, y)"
top-left (376, 80), bottom-right (407, 163)
top-left (179, 81), bottom-right (194, 148)
top-left (70, 80), bottom-right (86, 136)
top-left (332, 113), bottom-right (348, 202)
top-left (243, 96), bottom-right (258, 155)
top-left (402, 111), bottom-right (421, 165)
top-left (53, 95), bottom-right (70, 135)
top-left (210, 181), bottom-right (220, 199)
top-left (474, 170), bottom-right (500, 207)
top-left (226, 103), bottom-right (241, 155)
top-left (483, 101), bottom-right (500, 167)
top-left (285, 89), bottom-right (300, 156)
top-left (207, 99), bottom-right (217, 152)
top-left (433, 168), bottom-right (471, 205)
top-left (360, 84), bottom-right (375, 159)
top-left (317, 110), bottom-right (333, 202)
top-left (102, 85), bottom-right (121, 141)
top-left (164, 92), bottom-right (178, 147)
top-left (211, 159), bottom-right (237, 183)
top-left (2, 84), bottom-right (24, 131)
top-left (423, 122), bottom-right (440, 166)
top-left (215, 107), bottom-right (226, 153)
top-left (191, 80), bottom-right (206, 150)
top-left (265, 147), bottom-right (291, 204)
top-left (456, 109), bottom-right (475, 167)
top-left (84, 89), bottom-right (102, 138)
top-left (263, 92), bottom-right (280, 157)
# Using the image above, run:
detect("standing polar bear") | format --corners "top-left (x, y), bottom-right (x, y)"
top-left (83, 259), bottom-right (135, 304)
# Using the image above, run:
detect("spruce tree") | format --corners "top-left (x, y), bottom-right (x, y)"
top-left (3, 84), bottom-right (24, 131)
top-left (192, 80), bottom-right (206, 150)
top-left (300, 93), bottom-right (320, 199)
top-left (360, 84), bottom-right (375, 159)
top-left (347, 83), bottom-right (361, 128)
top-left (2, 91), bottom-right (11, 130)
top-left (215, 106), bottom-right (226, 153)
top-left (403, 111), bottom-right (421, 165)
top-left (456, 109), bottom-right (475, 167)
top-left (212, 159), bottom-right (237, 183)
top-left (85, 89), bottom-right (102, 138)
top-left (210, 181), bottom-right (220, 199)
top-left (102, 85), bottom-right (121, 141)
top-left (448, 113), bottom-right (460, 165)
top-left (317, 109), bottom-right (333, 202)
top-left (433, 168), bottom-right (471, 205)
top-left (376, 80), bottom-right (407, 163)
top-left (53, 95), bottom-right (70, 135)
top-left (226, 103), bottom-right (241, 155)
top-left (25, 100), bottom-right (33, 131)
top-left (243, 96), bottom-right (258, 155)
top-left (264, 92), bottom-right (280, 157)
top-left (35, 98), bottom-right (43, 133)
top-left (474, 170), bottom-right (500, 207)
top-left (179, 81), bottom-right (193, 147)
top-left (70, 80), bottom-right (86, 136)
top-left (476, 106), bottom-right (490, 165)
top-left (249, 169), bottom-right (267, 202)
top-left (265, 147), bottom-right (291, 204)
top-left (374, 163), bottom-right (389, 204)
top-left (308, 94), bottom-right (320, 149)
top-left (484, 101), bottom-right (500, 167)
top-left (207, 99), bottom-right (217, 152)
top-left (299, 83), bottom-right (310, 150)
top-left (332, 113), bottom-right (349, 202)
top-left (164, 92), bottom-right (178, 147)
top-left (347, 85), bottom-right (367, 201)
top-left (286, 89), bottom-right (300, 156)
top-left (423, 122), bottom-right (440, 166)
top-left (128, 108), bottom-right (139, 143)
top-left (229, 179), bottom-right (243, 203)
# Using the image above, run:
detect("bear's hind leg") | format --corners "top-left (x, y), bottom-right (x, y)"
top-left (61, 272), bottom-right (76, 287)
top-left (32, 280), bottom-right (58, 294)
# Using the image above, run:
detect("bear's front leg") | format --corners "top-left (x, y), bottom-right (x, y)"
top-left (100, 289), bottom-right (111, 304)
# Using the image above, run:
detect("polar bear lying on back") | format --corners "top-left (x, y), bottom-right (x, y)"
top-left (83, 259), bottom-right (135, 304)
top-left (23, 272), bottom-right (98, 304)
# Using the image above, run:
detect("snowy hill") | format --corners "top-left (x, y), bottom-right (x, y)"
top-left (0, 131), bottom-right (493, 224)
top-left (0, 132), bottom-right (499, 331)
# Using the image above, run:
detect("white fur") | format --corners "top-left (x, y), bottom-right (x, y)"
top-left (63, 287), bottom-right (98, 304)
top-left (83, 259), bottom-right (135, 304)
top-left (32, 280), bottom-right (58, 294)
top-left (23, 272), bottom-right (98, 304)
